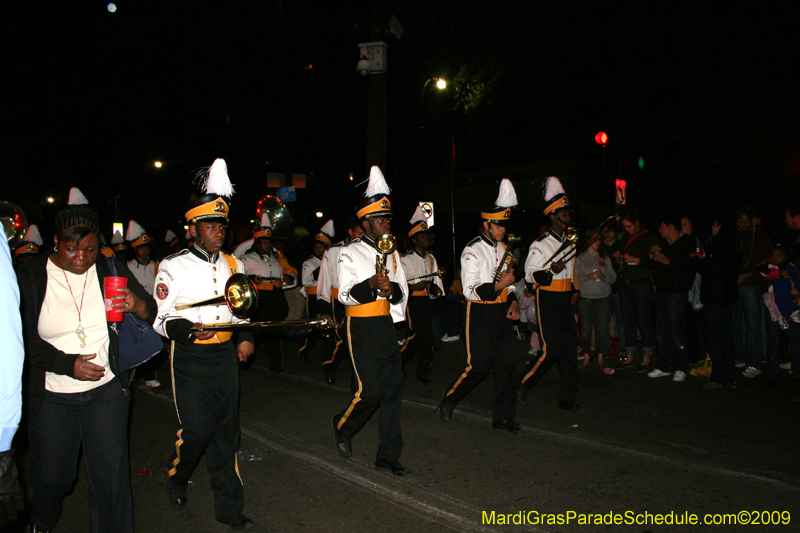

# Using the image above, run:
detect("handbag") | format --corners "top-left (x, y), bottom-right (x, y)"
top-left (107, 257), bottom-right (164, 371)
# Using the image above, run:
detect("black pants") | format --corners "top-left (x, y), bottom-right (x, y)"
top-left (255, 288), bottom-right (289, 371)
top-left (444, 301), bottom-right (517, 423)
top-left (335, 315), bottom-right (403, 461)
top-left (299, 294), bottom-right (322, 357)
top-left (28, 379), bottom-right (133, 532)
top-left (401, 296), bottom-right (434, 379)
top-left (169, 341), bottom-right (243, 520)
top-left (519, 290), bottom-right (578, 404)
top-left (703, 303), bottom-right (736, 386)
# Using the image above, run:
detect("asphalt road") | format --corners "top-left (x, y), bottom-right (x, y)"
top-left (6, 336), bottom-right (800, 533)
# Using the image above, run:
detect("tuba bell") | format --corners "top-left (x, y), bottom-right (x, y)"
top-left (175, 273), bottom-right (259, 319)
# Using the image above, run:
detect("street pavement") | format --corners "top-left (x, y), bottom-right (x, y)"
top-left (6, 335), bottom-right (800, 532)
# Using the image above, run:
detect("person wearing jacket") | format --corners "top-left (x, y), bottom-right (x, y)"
top-left (16, 189), bottom-right (156, 533)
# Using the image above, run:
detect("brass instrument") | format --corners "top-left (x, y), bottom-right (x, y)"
top-left (374, 233), bottom-right (397, 276)
top-left (552, 215), bottom-right (620, 266)
top-left (541, 228), bottom-right (580, 269)
top-left (407, 268), bottom-right (445, 285)
top-left (192, 317), bottom-right (341, 332)
top-left (493, 235), bottom-right (522, 282)
top-left (175, 273), bottom-right (259, 319)
top-left (0, 200), bottom-right (28, 248)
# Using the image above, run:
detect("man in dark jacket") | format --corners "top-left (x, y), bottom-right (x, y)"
top-left (646, 216), bottom-right (698, 382)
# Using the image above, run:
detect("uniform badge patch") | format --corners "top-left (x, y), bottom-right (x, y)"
top-left (156, 283), bottom-right (169, 300)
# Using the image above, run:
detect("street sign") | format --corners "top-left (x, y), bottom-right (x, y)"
top-left (615, 179), bottom-right (627, 205)
top-left (419, 201), bottom-right (434, 227)
top-left (277, 186), bottom-right (296, 203)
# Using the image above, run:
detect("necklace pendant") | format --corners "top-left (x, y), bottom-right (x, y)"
top-left (76, 323), bottom-right (87, 349)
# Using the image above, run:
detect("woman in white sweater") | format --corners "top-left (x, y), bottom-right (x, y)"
top-left (575, 236), bottom-right (617, 366)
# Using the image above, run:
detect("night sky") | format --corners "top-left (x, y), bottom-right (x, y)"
top-left (6, 1), bottom-right (800, 256)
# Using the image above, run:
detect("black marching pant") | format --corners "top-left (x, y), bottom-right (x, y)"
top-left (28, 379), bottom-right (133, 532)
top-left (255, 288), bottom-right (289, 371)
top-left (335, 315), bottom-right (403, 461)
top-left (169, 342), bottom-right (244, 521)
top-left (519, 290), bottom-right (579, 404)
top-left (299, 294), bottom-right (322, 357)
top-left (322, 299), bottom-right (351, 373)
top-left (444, 301), bottom-right (517, 423)
top-left (401, 296), bottom-right (434, 379)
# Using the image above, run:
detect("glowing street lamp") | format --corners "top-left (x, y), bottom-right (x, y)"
top-left (436, 79), bottom-right (447, 90)
top-left (46, 197), bottom-right (54, 203)
top-left (154, 161), bottom-right (163, 168)
top-left (315, 212), bottom-right (324, 218)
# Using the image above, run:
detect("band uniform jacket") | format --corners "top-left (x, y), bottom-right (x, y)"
top-left (337, 237), bottom-right (408, 323)
top-left (461, 234), bottom-right (517, 303)
top-left (524, 230), bottom-right (576, 291)
top-left (400, 249), bottom-right (444, 299)
top-left (127, 258), bottom-right (158, 296)
top-left (153, 245), bottom-right (250, 343)
top-left (317, 242), bottom-right (344, 310)
top-left (300, 255), bottom-right (322, 298)
top-left (241, 248), bottom-right (298, 291)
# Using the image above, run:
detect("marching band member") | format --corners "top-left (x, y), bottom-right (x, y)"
top-left (400, 206), bottom-right (444, 384)
top-left (240, 212), bottom-right (297, 372)
top-left (297, 219), bottom-right (334, 362)
top-left (125, 220), bottom-right (157, 296)
top-left (165, 229), bottom-right (182, 254)
top-left (517, 176), bottom-right (582, 412)
top-left (318, 218), bottom-right (363, 386)
top-left (438, 179), bottom-right (522, 434)
top-left (330, 166), bottom-right (410, 476)
top-left (154, 159), bottom-right (256, 531)
top-left (13, 223), bottom-right (43, 264)
top-left (110, 230), bottom-right (127, 262)
top-left (125, 220), bottom-right (162, 388)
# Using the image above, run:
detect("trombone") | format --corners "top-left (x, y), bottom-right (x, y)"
top-left (175, 273), bottom-right (259, 319)
top-left (191, 317), bottom-right (342, 332)
top-left (407, 268), bottom-right (445, 285)
top-left (542, 215), bottom-right (620, 269)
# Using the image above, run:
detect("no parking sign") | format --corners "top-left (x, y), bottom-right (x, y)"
top-left (419, 202), bottom-right (434, 227)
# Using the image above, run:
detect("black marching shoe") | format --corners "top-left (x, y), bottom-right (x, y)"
top-left (492, 419), bottom-right (524, 435)
top-left (323, 367), bottom-right (336, 385)
top-left (517, 386), bottom-right (529, 404)
top-left (375, 455), bottom-right (411, 477)
top-left (436, 391), bottom-right (453, 422)
top-left (558, 401), bottom-right (586, 413)
top-left (218, 515), bottom-right (257, 531)
top-left (29, 521), bottom-right (54, 533)
top-left (166, 478), bottom-right (187, 510)
top-left (331, 415), bottom-right (352, 458)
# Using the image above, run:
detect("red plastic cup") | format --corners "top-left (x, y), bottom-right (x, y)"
top-left (104, 276), bottom-right (128, 322)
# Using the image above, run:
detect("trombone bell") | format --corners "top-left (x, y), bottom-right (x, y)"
top-left (175, 273), bottom-right (259, 319)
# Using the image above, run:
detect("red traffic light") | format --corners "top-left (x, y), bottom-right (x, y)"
top-left (595, 131), bottom-right (608, 146)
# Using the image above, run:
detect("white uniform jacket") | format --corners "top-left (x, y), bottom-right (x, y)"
top-left (299, 254), bottom-right (322, 298)
top-left (317, 242), bottom-right (345, 304)
top-left (524, 230), bottom-right (575, 292)
top-left (337, 237), bottom-right (407, 323)
top-left (153, 245), bottom-right (250, 343)
top-left (127, 258), bottom-right (158, 296)
top-left (241, 249), bottom-right (298, 290)
top-left (401, 249), bottom-right (444, 299)
top-left (461, 234), bottom-right (517, 303)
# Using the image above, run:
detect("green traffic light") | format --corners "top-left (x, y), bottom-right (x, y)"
top-left (638, 157), bottom-right (644, 170)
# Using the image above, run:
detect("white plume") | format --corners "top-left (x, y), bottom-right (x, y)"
top-left (319, 219), bottom-right (335, 238)
top-left (26, 224), bottom-right (43, 246)
top-left (233, 238), bottom-right (254, 259)
top-left (125, 219), bottom-right (146, 241)
top-left (409, 205), bottom-right (427, 225)
top-left (67, 187), bottom-right (89, 205)
top-left (494, 178), bottom-right (518, 208)
top-left (164, 229), bottom-right (178, 243)
top-left (111, 230), bottom-right (125, 244)
top-left (364, 166), bottom-right (391, 197)
top-left (543, 176), bottom-right (565, 202)
top-left (198, 158), bottom-right (235, 197)
top-left (259, 211), bottom-right (272, 228)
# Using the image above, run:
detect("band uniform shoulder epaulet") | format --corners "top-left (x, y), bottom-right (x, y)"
top-left (466, 236), bottom-right (482, 248)
top-left (344, 238), bottom-right (361, 247)
top-left (305, 254), bottom-right (317, 262)
top-left (330, 241), bottom-right (345, 249)
top-left (163, 249), bottom-right (190, 261)
top-left (535, 233), bottom-right (549, 242)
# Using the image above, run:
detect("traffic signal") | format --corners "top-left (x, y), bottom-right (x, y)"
top-left (595, 131), bottom-right (608, 146)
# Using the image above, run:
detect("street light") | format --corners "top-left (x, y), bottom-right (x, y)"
top-left (420, 77), bottom-right (447, 105)
top-left (154, 161), bottom-right (163, 168)
top-left (316, 212), bottom-right (323, 218)
top-left (46, 197), bottom-right (54, 203)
